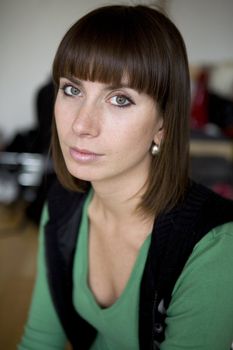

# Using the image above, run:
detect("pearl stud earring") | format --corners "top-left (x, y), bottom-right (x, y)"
top-left (151, 143), bottom-right (160, 156)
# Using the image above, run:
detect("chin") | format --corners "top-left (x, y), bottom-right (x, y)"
top-left (67, 166), bottom-right (100, 183)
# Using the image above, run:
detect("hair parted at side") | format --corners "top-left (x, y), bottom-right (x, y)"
top-left (52, 4), bottom-right (191, 217)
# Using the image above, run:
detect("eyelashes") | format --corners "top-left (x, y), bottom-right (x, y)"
top-left (109, 95), bottom-right (135, 108)
top-left (60, 84), bottom-right (81, 97)
top-left (59, 82), bottom-right (136, 108)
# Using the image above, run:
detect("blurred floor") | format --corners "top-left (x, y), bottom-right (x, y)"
top-left (0, 202), bottom-right (38, 350)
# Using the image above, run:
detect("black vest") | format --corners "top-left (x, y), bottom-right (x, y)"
top-left (44, 180), bottom-right (233, 349)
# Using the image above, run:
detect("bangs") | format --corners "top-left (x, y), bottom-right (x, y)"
top-left (53, 6), bottom-right (170, 101)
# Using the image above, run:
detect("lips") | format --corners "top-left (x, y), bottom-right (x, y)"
top-left (69, 147), bottom-right (103, 162)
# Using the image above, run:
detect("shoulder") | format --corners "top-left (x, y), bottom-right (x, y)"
top-left (47, 178), bottom-right (89, 225)
top-left (156, 181), bottom-right (233, 252)
top-left (164, 222), bottom-right (233, 349)
top-left (182, 181), bottom-right (233, 233)
top-left (156, 182), bottom-right (233, 285)
top-left (172, 221), bottom-right (233, 303)
top-left (186, 221), bottom-right (233, 268)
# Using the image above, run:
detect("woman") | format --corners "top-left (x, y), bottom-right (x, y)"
top-left (19, 4), bottom-right (233, 350)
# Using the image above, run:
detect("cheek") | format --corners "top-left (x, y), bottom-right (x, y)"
top-left (54, 99), bottom-right (66, 123)
top-left (109, 123), bottom-right (153, 157)
top-left (127, 117), bottom-right (157, 145)
top-left (54, 101), bottom-right (70, 138)
top-left (54, 100), bottom-right (62, 127)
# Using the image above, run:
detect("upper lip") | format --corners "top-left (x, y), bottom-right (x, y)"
top-left (71, 147), bottom-right (103, 155)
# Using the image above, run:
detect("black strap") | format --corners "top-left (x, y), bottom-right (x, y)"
top-left (45, 180), bottom-right (96, 349)
top-left (139, 182), bottom-right (233, 348)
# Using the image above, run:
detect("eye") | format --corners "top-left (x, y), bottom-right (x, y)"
top-left (110, 95), bottom-right (134, 107)
top-left (61, 84), bottom-right (81, 97)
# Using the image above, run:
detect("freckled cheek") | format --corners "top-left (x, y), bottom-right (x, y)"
top-left (54, 103), bottom-right (74, 138)
top-left (54, 102), bottom-right (63, 127)
top-left (110, 128), bottom-right (149, 157)
top-left (54, 100), bottom-right (68, 122)
top-left (131, 122), bottom-right (155, 142)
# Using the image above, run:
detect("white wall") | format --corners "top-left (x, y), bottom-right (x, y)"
top-left (170, 0), bottom-right (233, 64)
top-left (0, 0), bottom-right (233, 143)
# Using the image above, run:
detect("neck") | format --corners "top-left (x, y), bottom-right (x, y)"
top-left (90, 172), bottom-right (150, 225)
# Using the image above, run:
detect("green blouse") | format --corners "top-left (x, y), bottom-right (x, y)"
top-left (73, 190), bottom-right (151, 350)
top-left (19, 193), bottom-right (233, 350)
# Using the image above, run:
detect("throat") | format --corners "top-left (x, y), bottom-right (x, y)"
top-left (90, 177), bottom-right (148, 222)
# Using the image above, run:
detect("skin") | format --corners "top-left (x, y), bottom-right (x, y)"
top-left (55, 77), bottom-right (163, 190)
top-left (55, 76), bottom-right (164, 306)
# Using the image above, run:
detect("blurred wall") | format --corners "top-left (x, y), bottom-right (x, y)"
top-left (170, 0), bottom-right (233, 64)
top-left (0, 0), bottom-right (233, 143)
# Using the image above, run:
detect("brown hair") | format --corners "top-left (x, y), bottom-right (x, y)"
top-left (52, 5), bottom-right (190, 217)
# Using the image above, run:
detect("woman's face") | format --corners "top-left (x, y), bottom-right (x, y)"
top-left (54, 77), bottom-right (163, 187)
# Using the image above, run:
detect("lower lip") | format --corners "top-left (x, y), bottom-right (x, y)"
top-left (69, 148), bottom-right (102, 163)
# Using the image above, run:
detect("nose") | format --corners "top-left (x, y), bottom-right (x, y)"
top-left (72, 100), bottom-right (100, 137)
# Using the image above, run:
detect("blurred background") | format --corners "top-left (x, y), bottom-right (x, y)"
top-left (0, 0), bottom-right (233, 349)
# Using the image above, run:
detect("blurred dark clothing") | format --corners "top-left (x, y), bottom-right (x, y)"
top-left (2, 79), bottom-right (56, 224)
top-left (5, 80), bottom-right (55, 154)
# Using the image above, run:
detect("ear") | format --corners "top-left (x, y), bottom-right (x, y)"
top-left (153, 119), bottom-right (164, 146)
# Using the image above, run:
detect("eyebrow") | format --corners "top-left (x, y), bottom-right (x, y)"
top-left (62, 76), bottom-right (82, 86)
top-left (61, 76), bottom-right (137, 92)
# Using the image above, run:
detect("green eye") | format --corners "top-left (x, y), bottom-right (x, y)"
top-left (110, 95), bottom-right (133, 107)
top-left (62, 84), bottom-right (81, 96)
top-left (116, 96), bottom-right (128, 105)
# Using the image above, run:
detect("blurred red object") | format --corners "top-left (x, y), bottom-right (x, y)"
top-left (212, 183), bottom-right (233, 200)
top-left (191, 71), bottom-right (209, 129)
